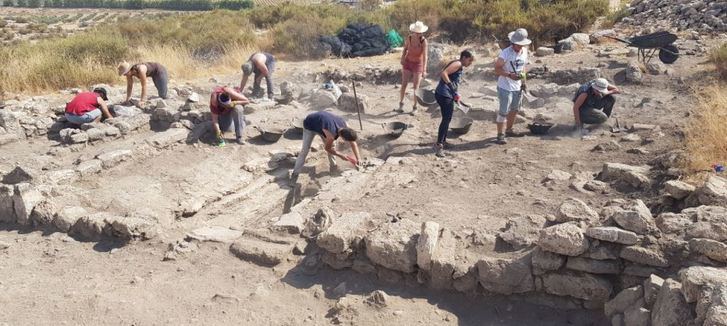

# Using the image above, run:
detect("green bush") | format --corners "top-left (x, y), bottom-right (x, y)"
top-left (711, 43), bottom-right (727, 80)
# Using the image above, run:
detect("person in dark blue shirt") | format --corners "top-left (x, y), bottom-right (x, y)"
top-left (291, 111), bottom-right (360, 183)
top-left (433, 50), bottom-right (475, 157)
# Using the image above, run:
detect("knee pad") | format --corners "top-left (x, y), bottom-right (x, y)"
top-left (496, 114), bottom-right (507, 123)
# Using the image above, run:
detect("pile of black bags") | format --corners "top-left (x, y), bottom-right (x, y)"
top-left (319, 23), bottom-right (390, 58)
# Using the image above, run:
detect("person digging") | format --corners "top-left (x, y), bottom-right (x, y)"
top-left (209, 86), bottom-right (250, 147)
top-left (572, 78), bottom-right (620, 133)
top-left (493, 28), bottom-right (531, 144)
top-left (118, 61), bottom-right (170, 107)
top-left (64, 88), bottom-right (113, 125)
top-left (434, 50), bottom-right (475, 158)
top-left (290, 111), bottom-right (360, 185)
top-left (240, 52), bottom-right (276, 100)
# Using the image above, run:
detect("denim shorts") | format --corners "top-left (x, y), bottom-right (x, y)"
top-left (497, 87), bottom-right (522, 117)
top-left (65, 109), bottom-right (101, 124)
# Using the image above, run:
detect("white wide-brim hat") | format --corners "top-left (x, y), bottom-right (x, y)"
top-left (409, 21), bottom-right (428, 34)
top-left (592, 78), bottom-right (610, 94)
top-left (508, 28), bottom-right (532, 46)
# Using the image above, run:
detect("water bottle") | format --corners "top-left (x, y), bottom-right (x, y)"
top-left (714, 164), bottom-right (725, 173)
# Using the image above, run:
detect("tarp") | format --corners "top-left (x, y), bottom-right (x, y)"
top-left (319, 23), bottom-right (391, 58)
top-left (387, 29), bottom-right (403, 48)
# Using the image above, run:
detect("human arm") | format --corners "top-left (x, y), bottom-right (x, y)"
top-left (400, 37), bottom-right (409, 65)
top-left (607, 85), bottom-right (621, 95)
top-left (124, 75), bottom-right (133, 103)
top-left (572, 93), bottom-right (587, 125)
top-left (97, 97), bottom-right (113, 119)
top-left (348, 141), bottom-right (360, 165)
top-left (137, 65), bottom-right (148, 106)
top-left (322, 129), bottom-right (350, 162)
top-left (211, 113), bottom-right (221, 135)
top-left (239, 72), bottom-right (250, 92)
top-left (494, 58), bottom-right (519, 80)
top-left (222, 87), bottom-right (250, 106)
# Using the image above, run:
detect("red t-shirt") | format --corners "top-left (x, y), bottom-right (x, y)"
top-left (65, 92), bottom-right (100, 116)
top-left (209, 86), bottom-right (227, 115)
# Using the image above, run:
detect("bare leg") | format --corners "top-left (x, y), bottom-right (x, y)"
top-left (506, 110), bottom-right (518, 130)
top-left (411, 71), bottom-right (422, 110)
top-left (398, 69), bottom-right (413, 111)
top-left (497, 122), bottom-right (505, 135)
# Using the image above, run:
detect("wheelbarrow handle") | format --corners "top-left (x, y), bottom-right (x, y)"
top-left (604, 35), bottom-right (633, 45)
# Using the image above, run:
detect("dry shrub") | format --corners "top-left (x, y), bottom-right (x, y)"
top-left (711, 43), bottom-right (727, 80)
top-left (685, 85), bottom-right (727, 177)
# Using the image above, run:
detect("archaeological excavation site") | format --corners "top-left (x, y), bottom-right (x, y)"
top-left (0, 0), bottom-right (726, 325)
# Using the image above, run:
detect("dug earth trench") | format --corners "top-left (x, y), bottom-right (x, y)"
top-left (1, 29), bottom-right (726, 325)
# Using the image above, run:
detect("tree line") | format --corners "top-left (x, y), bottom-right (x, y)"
top-left (0, 0), bottom-right (254, 11)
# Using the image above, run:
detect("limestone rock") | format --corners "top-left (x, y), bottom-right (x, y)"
top-left (416, 221), bottom-right (440, 271)
top-left (96, 149), bottom-right (132, 169)
top-left (538, 223), bottom-right (589, 256)
top-left (566, 257), bottom-right (621, 275)
top-left (532, 247), bottom-right (566, 271)
top-left (545, 169), bottom-right (572, 182)
top-left (109, 217), bottom-right (157, 240)
top-left (624, 63), bottom-right (643, 84)
top-left (476, 253), bottom-right (534, 295)
top-left (620, 246), bottom-right (669, 267)
top-left (12, 183), bottom-right (44, 226)
top-left (542, 272), bottom-right (612, 302)
top-left (186, 226), bottom-right (243, 243)
top-left (651, 279), bottom-right (695, 326)
top-left (686, 221), bottom-right (727, 242)
top-left (679, 266), bottom-right (727, 303)
top-left (536, 47), bottom-right (555, 57)
top-left (600, 163), bottom-right (650, 189)
top-left (364, 219), bottom-right (419, 273)
top-left (229, 238), bottom-right (291, 267)
top-left (53, 206), bottom-right (87, 232)
top-left (75, 160), bottom-right (102, 178)
top-left (586, 226), bottom-right (639, 245)
top-left (605, 285), bottom-right (644, 317)
top-left (624, 306), bottom-right (650, 326)
top-left (29, 199), bottom-right (57, 226)
top-left (656, 212), bottom-right (692, 234)
top-left (273, 211), bottom-right (306, 234)
top-left (555, 198), bottom-right (599, 223)
top-left (307, 90), bottom-right (338, 109)
top-left (70, 213), bottom-right (111, 241)
top-left (2, 166), bottom-right (40, 184)
top-left (644, 274), bottom-right (665, 307)
top-left (690, 176), bottom-right (727, 207)
top-left (498, 214), bottom-right (546, 248)
top-left (317, 212), bottom-right (371, 254)
top-left (612, 200), bottom-right (656, 234)
top-left (689, 238), bottom-right (727, 262)
top-left (338, 93), bottom-right (368, 113)
top-left (0, 185), bottom-right (15, 223)
top-left (593, 141), bottom-right (622, 152)
top-left (664, 180), bottom-right (695, 199)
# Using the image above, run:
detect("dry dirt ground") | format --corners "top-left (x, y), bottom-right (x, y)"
top-left (0, 32), bottom-right (720, 325)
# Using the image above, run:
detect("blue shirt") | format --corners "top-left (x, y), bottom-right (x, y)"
top-left (435, 61), bottom-right (463, 99)
top-left (304, 111), bottom-right (347, 139)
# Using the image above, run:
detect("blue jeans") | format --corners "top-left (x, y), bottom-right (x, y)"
top-left (497, 87), bottom-right (522, 120)
top-left (292, 129), bottom-right (337, 174)
top-left (217, 105), bottom-right (245, 139)
top-left (435, 93), bottom-right (454, 145)
top-left (65, 109), bottom-right (101, 125)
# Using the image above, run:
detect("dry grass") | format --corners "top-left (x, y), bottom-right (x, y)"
top-left (711, 43), bottom-right (727, 81)
top-left (137, 44), bottom-right (254, 81)
top-left (685, 85), bottom-right (727, 177)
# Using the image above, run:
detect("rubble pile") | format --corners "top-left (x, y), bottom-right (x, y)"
top-left (621, 0), bottom-right (727, 33)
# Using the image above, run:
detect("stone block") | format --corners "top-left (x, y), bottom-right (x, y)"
top-left (620, 246), bottom-right (669, 267)
top-left (604, 285), bottom-right (644, 317)
top-left (365, 219), bottom-right (419, 273)
top-left (476, 253), bottom-right (535, 295)
top-left (538, 223), bottom-right (589, 256)
top-left (416, 221), bottom-right (440, 271)
top-left (53, 206), bottom-right (87, 232)
top-left (317, 212), bottom-right (370, 254)
top-left (12, 183), bottom-right (43, 225)
top-left (586, 226), bottom-right (639, 245)
top-left (542, 272), bottom-right (612, 302)
top-left (651, 279), bottom-right (695, 326)
top-left (566, 257), bottom-right (621, 274)
top-left (96, 149), bottom-right (132, 169)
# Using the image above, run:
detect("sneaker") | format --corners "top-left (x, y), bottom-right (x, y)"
top-left (495, 133), bottom-right (507, 145)
top-left (216, 138), bottom-right (226, 147)
top-left (395, 102), bottom-right (404, 112)
top-left (435, 148), bottom-right (446, 158)
top-left (505, 129), bottom-right (525, 137)
top-left (236, 138), bottom-right (246, 145)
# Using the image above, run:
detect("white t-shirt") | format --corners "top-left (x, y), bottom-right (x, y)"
top-left (497, 46), bottom-right (529, 92)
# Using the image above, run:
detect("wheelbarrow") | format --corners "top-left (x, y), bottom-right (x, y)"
top-left (605, 31), bottom-right (679, 64)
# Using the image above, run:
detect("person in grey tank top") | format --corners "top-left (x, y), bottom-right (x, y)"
top-left (117, 61), bottom-right (169, 107)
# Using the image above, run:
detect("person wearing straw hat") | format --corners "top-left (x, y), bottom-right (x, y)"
top-left (117, 61), bottom-right (169, 107)
top-left (397, 21), bottom-right (429, 113)
top-left (493, 28), bottom-right (531, 145)
top-left (572, 78), bottom-right (621, 128)
top-left (209, 86), bottom-right (250, 147)
top-left (240, 52), bottom-right (276, 100)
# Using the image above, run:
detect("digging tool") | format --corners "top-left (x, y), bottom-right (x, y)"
top-left (352, 81), bottom-right (363, 131)
top-left (611, 117), bottom-right (627, 133)
top-left (510, 61), bottom-right (536, 105)
top-left (456, 100), bottom-right (471, 114)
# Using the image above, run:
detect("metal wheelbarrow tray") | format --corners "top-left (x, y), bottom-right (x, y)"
top-left (606, 31), bottom-right (679, 64)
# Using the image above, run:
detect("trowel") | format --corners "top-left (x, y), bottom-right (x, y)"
top-left (611, 117), bottom-right (627, 133)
